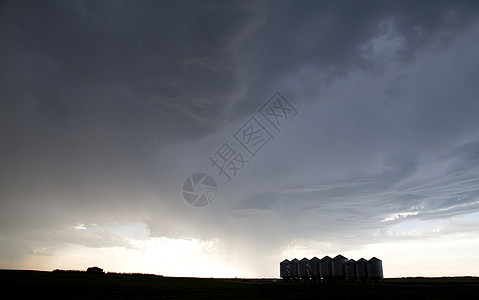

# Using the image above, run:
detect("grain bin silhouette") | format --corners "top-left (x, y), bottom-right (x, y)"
top-left (289, 258), bottom-right (299, 279)
top-left (308, 257), bottom-right (321, 279)
top-left (332, 254), bottom-right (348, 280)
top-left (356, 258), bottom-right (368, 281)
top-left (345, 259), bottom-right (357, 280)
top-left (280, 259), bottom-right (291, 279)
top-left (299, 258), bottom-right (310, 279)
top-left (280, 255), bottom-right (383, 282)
top-left (367, 257), bottom-right (383, 281)
top-left (320, 256), bottom-right (333, 281)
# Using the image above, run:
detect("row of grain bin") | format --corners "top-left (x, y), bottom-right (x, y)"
top-left (280, 255), bottom-right (383, 281)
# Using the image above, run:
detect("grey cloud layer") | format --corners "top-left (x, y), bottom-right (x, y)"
top-left (1, 0), bottom-right (479, 272)
top-left (234, 0), bottom-right (479, 111)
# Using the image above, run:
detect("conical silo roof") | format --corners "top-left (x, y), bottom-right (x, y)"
top-left (289, 258), bottom-right (299, 278)
top-left (280, 259), bottom-right (290, 279)
top-left (367, 257), bottom-right (383, 280)
top-left (345, 259), bottom-right (357, 280)
top-left (309, 257), bottom-right (321, 279)
top-left (332, 254), bottom-right (348, 279)
top-left (356, 258), bottom-right (368, 280)
top-left (320, 256), bottom-right (333, 279)
top-left (299, 258), bottom-right (310, 278)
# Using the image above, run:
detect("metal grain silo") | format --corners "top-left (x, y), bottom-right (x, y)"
top-left (308, 257), bottom-right (321, 280)
top-left (299, 258), bottom-right (310, 279)
top-left (280, 259), bottom-right (290, 280)
top-left (356, 258), bottom-right (368, 281)
top-left (332, 254), bottom-right (348, 280)
top-left (345, 259), bottom-right (357, 280)
top-left (367, 257), bottom-right (383, 281)
top-left (289, 258), bottom-right (299, 279)
top-left (320, 256), bottom-right (332, 281)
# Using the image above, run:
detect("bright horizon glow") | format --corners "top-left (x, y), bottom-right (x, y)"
top-left (2, 219), bottom-right (478, 278)
top-left (7, 222), bottom-right (241, 278)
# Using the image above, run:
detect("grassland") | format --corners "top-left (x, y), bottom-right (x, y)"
top-left (2, 270), bottom-right (479, 299)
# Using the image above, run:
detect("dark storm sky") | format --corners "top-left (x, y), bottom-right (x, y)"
top-left (1, 0), bottom-right (479, 276)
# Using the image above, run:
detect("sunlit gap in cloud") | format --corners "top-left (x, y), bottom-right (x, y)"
top-left (342, 233), bottom-right (479, 278)
top-left (22, 221), bottom-right (241, 278)
top-left (365, 210), bottom-right (479, 277)
top-left (277, 210), bottom-right (479, 278)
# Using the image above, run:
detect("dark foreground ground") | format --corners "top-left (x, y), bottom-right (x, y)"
top-left (2, 270), bottom-right (479, 299)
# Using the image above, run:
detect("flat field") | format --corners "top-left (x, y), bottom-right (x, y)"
top-left (2, 270), bottom-right (479, 299)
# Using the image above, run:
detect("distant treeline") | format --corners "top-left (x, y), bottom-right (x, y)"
top-left (106, 272), bottom-right (163, 277)
top-left (52, 269), bottom-right (163, 277)
top-left (52, 269), bottom-right (85, 273)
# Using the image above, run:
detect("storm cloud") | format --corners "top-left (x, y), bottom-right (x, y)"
top-left (1, 0), bottom-right (479, 277)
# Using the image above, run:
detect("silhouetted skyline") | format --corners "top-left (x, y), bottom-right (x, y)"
top-left (1, 0), bottom-right (479, 277)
